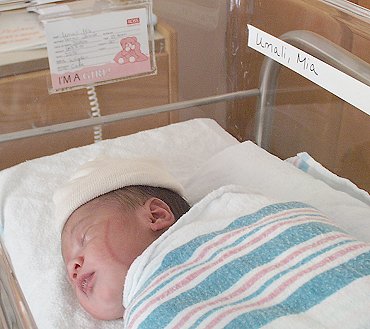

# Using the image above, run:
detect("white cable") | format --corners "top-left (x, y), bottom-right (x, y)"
top-left (86, 86), bottom-right (102, 142)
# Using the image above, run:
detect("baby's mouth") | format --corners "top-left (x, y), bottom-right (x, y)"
top-left (78, 272), bottom-right (95, 295)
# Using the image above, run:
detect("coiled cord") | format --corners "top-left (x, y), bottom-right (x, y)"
top-left (87, 86), bottom-right (102, 142)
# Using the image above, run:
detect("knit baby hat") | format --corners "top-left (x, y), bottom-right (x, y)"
top-left (53, 157), bottom-right (184, 234)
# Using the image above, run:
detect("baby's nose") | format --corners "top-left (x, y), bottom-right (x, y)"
top-left (68, 257), bottom-right (84, 281)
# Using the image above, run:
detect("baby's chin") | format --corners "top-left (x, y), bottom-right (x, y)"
top-left (82, 301), bottom-right (124, 321)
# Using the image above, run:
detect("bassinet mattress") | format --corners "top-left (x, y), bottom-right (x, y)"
top-left (0, 118), bottom-right (369, 329)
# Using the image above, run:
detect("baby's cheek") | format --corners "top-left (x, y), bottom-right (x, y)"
top-left (103, 218), bottom-right (131, 265)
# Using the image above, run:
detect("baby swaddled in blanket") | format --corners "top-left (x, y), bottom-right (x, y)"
top-left (54, 157), bottom-right (370, 328)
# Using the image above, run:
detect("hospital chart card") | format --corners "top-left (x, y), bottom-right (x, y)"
top-left (43, 7), bottom-right (155, 93)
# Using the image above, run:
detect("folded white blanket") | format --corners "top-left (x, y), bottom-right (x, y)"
top-left (124, 186), bottom-right (370, 329)
top-left (286, 152), bottom-right (370, 206)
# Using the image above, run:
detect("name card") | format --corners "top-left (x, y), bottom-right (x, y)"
top-left (247, 25), bottom-right (370, 116)
top-left (44, 7), bottom-right (154, 93)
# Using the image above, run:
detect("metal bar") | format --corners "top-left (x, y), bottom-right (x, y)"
top-left (0, 89), bottom-right (259, 143)
top-left (319, 0), bottom-right (370, 20)
top-left (0, 240), bottom-right (38, 329)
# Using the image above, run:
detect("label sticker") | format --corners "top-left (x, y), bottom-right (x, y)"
top-left (0, 11), bottom-right (45, 53)
top-left (247, 25), bottom-right (370, 115)
top-left (44, 8), bottom-right (153, 92)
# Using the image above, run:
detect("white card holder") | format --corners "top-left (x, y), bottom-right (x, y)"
top-left (39, 0), bottom-right (156, 94)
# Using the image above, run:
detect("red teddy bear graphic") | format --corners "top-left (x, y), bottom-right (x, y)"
top-left (114, 36), bottom-right (148, 64)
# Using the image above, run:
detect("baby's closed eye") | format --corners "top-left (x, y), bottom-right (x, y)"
top-left (80, 224), bottom-right (99, 246)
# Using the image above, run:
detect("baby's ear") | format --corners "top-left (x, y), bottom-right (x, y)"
top-left (146, 198), bottom-right (175, 231)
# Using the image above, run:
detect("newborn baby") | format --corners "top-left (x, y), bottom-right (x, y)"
top-left (54, 158), bottom-right (190, 320)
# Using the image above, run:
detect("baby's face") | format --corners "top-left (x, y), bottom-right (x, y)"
top-left (61, 199), bottom-right (159, 320)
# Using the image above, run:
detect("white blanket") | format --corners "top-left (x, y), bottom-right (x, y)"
top-left (124, 186), bottom-right (370, 329)
top-left (184, 141), bottom-right (370, 242)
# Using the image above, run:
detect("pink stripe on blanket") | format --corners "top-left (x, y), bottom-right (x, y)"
top-left (204, 243), bottom-right (368, 329)
top-left (171, 232), bottom-right (348, 329)
top-left (127, 213), bottom-right (327, 327)
top-left (130, 208), bottom-right (321, 307)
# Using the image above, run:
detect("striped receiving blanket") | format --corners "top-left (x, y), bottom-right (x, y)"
top-left (123, 186), bottom-right (370, 329)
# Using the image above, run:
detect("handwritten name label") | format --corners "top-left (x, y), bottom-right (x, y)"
top-left (44, 8), bottom-right (153, 93)
top-left (247, 25), bottom-right (370, 115)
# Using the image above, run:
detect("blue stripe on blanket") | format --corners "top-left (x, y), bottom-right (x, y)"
top-left (159, 202), bottom-right (315, 270)
top-left (223, 252), bottom-right (370, 329)
top-left (135, 229), bottom-right (359, 328)
top-left (125, 202), bottom-right (369, 328)
top-left (190, 238), bottom-right (355, 328)
top-left (128, 202), bottom-right (320, 315)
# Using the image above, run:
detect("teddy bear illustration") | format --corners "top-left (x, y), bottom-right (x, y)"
top-left (114, 36), bottom-right (148, 64)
